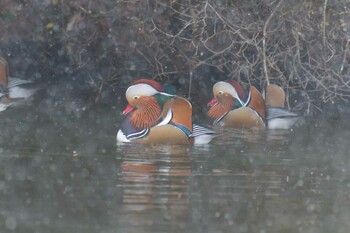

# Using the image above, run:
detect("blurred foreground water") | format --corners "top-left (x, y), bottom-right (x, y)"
top-left (0, 93), bottom-right (350, 233)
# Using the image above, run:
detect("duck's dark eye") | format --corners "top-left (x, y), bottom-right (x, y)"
top-left (133, 96), bottom-right (139, 100)
top-left (218, 91), bottom-right (223, 95)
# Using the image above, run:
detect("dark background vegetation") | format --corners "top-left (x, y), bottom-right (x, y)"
top-left (0, 0), bottom-right (350, 149)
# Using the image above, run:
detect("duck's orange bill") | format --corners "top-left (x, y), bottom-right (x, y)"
top-left (207, 98), bottom-right (218, 107)
top-left (122, 104), bottom-right (134, 115)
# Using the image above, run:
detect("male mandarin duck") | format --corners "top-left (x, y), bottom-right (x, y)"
top-left (0, 55), bottom-right (37, 111)
top-left (264, 84), bottom-right (304, 129)
top-left (117, 79), bottom-right (216, 145)
top-left (207, 80), bottom-right (266, 129)
top-left (207, 80), bottom-right (303, 129)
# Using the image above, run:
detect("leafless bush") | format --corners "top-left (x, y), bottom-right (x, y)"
top-left (1, 0), bottom-right (350, 110)
top-left (112, 0), bottom-right (350, 106)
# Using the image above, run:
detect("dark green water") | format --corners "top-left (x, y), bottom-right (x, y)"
top-left (0, 104), bottom-right (350, 233)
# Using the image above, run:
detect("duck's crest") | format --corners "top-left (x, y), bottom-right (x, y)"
top-left (131, 79), bottom-right (164, 92)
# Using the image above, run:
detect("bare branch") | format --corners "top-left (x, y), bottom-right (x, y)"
top-left (262, 0), bottom-right (284, 85)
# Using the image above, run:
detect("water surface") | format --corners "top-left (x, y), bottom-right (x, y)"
top-left (0, 107), bottom-right (350, 233)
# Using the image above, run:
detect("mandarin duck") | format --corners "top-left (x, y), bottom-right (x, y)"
top-left (0, 56), bottom-right (37, 111)
top-left (207, 80), bottom-right (303, 129)
top-left (264, 84), bottom-right (304, 129)
top-left (207, 80), bottom-right (266, 129)
top-left (117, 79), bottom-right (216, 145)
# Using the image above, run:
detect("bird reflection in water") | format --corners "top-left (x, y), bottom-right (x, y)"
top-left (116, 144), bottom-right (192, 231)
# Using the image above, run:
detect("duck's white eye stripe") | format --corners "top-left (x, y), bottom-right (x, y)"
top-left (159, 92), bottom-right (174, 97)
top-left (126, 84), bottom-right (159, 98)
top-left (214, 81), bottom-right (239, 100)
